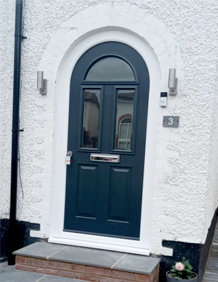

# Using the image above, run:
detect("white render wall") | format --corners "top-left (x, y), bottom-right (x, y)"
top-left (0, 0), bottom-right (218, 254)
top-left (0, 0), bottom-right (15, 219)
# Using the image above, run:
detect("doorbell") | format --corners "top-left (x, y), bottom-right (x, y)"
top-left (160, 92), bottom-right (168, 107)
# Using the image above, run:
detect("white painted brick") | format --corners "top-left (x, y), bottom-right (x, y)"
top-left (154, 42), bottom-right (167, 56)
top-left (147, 30), bottom-right (164, 49)
top-left (38, 59), bottom-right (50, 71)
top-left (43, 168), bottom-right (53, 175)
top-left (113, 15), bottom-right (126, 29)
top-left (131, 21), bottom-right (143, 34)
top-left (111, 3), bottom-right (122, 17)
top-left (92, 18), bottom-right (105, 30)
top-left (160, 65), bottom-right (171, 79)
top-left (142, 14), bottom-right (156, 25)
top-left (151, 20), bottom-right (167, 36)
top-left (44, 151), bottom-right (53, 160)
top-left (80, 8), bottom-right (91, 21)
top-left (161, 29), bottom-right (176, 48)
top-left (136, 7), bottom-right (146, 22)
top-left (122, 3), bottom-right (131, 16)
top-left (157, 132), bottom-right (182, 142)
top-left (41, 50), bottom-right (53, 62)
top-left (158, 53), bottom-right (170, 64)
top-left (57, 40), bottom-right (69, 54)
top-left (34, 113), bottom-right (54, 122)
top-left (60, 18), bottom-right (72, 28)
top-left (34, 202), bottom-right (51, 212)
top-left (41, 178), bottom-right (53, 187)
top-left (51, 48), bottom-right (64, 61)
top-left (153, 215), bottom-right (176, 225)
top-left (34, 128), bottom-right (53, 136)
top-left (137, 24), bottom-right (150, 38)
top-left (122, 17), bottom-right (138, 31)
top-left (48, 35), bottom-right (62, 49)
top-left (49, 57), bottom-right (61, 73)
top-left (53, 28), bottom-right (68, 43)
top-left (62, 29), bottom-right (78, 46)
top-left (71, 13), bottom-right (82, 27)
top-left (95, 3), bottom-right (108, 17)
top-left (78, 24), bottom-right (88, 36)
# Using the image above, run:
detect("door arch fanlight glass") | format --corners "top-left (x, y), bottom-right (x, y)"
top-left (85, 57), bottom-right (136, 81)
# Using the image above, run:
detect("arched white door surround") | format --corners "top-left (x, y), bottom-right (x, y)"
top-left (39, 3), bottom-right (184, 255)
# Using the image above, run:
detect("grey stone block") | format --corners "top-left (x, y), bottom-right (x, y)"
top-left (13, 242), bottom-right (66, 259)
top-left (113, 253), bottom-right (160, 274)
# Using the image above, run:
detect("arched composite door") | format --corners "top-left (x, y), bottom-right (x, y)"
top-left (64, 42), bottom-right (149, 240)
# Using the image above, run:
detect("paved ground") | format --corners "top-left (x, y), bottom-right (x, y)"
top-left (2, 227), bottom-right (218, 282)
top-left (0, 262), bottom-right (85, 282)
top-left (203, 223), bottom-right (218, 282)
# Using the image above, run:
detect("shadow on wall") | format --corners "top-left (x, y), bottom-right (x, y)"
top-left (0, 219), bottom-right (47, 263)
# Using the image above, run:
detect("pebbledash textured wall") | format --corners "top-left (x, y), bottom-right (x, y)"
top-left (0, 0), bottom-right (218, 255)
top-left (0, 1), bottom-right (15, 220)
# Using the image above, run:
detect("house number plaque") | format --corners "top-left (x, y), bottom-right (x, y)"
top-left (163, 116), bottom-right (180, 128)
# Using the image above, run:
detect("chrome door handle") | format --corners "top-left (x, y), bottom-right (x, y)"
top-left (67, 151), bottom-right (73, 157)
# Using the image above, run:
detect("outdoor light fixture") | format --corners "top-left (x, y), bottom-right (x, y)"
top-left (37, 71), bottom-right (47, 95)
top-left (168, 68), bottom-right (177, 95)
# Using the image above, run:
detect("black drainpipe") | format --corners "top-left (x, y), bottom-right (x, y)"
top-left (8, 0), bottom-right (23, 265)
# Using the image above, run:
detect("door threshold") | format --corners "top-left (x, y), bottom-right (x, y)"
top-left (48, 236), bottom-right (150, 256)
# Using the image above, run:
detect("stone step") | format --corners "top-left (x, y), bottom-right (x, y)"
top-left (13, 242), bottom-right (160, 282)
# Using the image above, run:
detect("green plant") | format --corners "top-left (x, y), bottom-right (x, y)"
top-left (170, 257), bottom-right (193, 279)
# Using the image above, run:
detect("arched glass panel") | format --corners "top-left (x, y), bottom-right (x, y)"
top-left (85, 57), bottom-right (135, 81)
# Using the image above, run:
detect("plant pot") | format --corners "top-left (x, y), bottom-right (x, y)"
top-left (166, 271), bottom-right (198, 282)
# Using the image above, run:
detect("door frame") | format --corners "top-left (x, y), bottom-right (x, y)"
top-left (49, 28), bottom-right (160, 255)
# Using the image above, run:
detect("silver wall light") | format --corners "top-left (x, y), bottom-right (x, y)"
top-left (168, 68), bottom-right (177, 95)
top-left (37, 71), bottom-right (47, 95)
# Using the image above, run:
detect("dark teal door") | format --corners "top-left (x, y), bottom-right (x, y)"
top-left (64, 42), bottom-right (149, 240)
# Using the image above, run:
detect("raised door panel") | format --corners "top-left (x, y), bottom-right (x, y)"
top-left (76, 165), bottom-right (98, 218)
top-left (108, 167), bottom-right (131, 222)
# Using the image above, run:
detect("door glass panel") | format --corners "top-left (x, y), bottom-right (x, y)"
top-left (86, 57), bottom-right (135, 81)
top-left (115, 90), bottom-right (135, 150)
top-left (82, 89), bottom-right (100, 148)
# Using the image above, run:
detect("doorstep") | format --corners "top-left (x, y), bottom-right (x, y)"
top-left (13, 242), bottom-right (160, 282)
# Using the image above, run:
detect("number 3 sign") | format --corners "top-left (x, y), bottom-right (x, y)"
top-left (163, 116), bottom-right (180, 128)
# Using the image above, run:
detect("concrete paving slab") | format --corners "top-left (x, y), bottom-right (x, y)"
top-left (0, 261), bottom-right (15, 275)
top-left (0, 262), bottom-right (43, 282)
top-left (13, 242), bottom-right (66, 259)
top-left (0, 262), bottom-right (87, 282)
top-left (113, 253), bottom-right (160, 274)
top-left (50, 245), bottom-right (124, 269)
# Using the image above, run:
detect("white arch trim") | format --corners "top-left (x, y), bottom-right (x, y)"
top-left (42, 3), bottom-right (184, 255)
